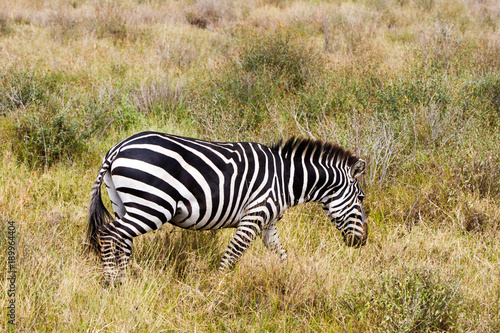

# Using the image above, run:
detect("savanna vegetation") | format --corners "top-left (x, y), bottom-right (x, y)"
top-left (1, 0), bottom-right (499, 331)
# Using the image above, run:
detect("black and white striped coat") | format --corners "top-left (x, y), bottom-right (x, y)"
top-left (87, 132), bottom-right (368, 284)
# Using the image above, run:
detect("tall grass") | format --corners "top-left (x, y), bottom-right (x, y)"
top-left (1, 0), bottom-right (499, 331)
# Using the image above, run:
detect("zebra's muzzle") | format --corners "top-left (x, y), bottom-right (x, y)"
top-left (343, 222), bottom-right (368, 248)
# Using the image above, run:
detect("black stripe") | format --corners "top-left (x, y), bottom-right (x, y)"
top-left (124, 202), bottom-right (168, 226)
top-left (116, 186), bottom-right (177, 216)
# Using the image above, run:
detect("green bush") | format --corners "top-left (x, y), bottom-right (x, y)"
top-left (0, 69), bottom-right (63, 115)
top-left (0, 69), bottom-right (90, 168)
top-left (12, 108), bottom-right (89, 168)
top-left (192, 26), bottom-right (324, 138)
top-left (470, 75), bottom-right (500, 126)
top-left (240, 27), bottom-right (319, 93)
top-left (452, 135), bottom-right (500, 199)
top-left (341, 267), bottom-right (463, 332)
top-left (0, 13), bottom-right (13, 36)
top-left (0, 69), bottom-right (145, 168)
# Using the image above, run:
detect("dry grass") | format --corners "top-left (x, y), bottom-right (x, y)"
top-left (1, 0), bottom-right (500, 331)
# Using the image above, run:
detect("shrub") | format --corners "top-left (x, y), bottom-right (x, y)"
top-left (452, 139), bottom-right (500, 199)
top-left (0, 68), bottom-right (146, 168)
top-left (131, 78), bottom-right (187, 119)
top-left (185, 0), bottom-right (229, 29)
top-left (92, 1), bottom-right (148, 43)
top-left (0, 69), bottom-right (93, 168)
top-left (0, 13), bottom-right (13, 36)
top-left (0, 69), bottom-right (61, 115)
top-left (192, 26), bottom-right (323, 139)
top-left (12, 108), bottom-right (89, 168)
top-left (340, 267), bottom-right (463, 332)
top-left (240, 27), bottom-right (321, 93)
top-left (470, 75), bottom-right (500, 126)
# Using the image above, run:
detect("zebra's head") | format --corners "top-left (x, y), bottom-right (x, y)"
top-left (321, 159), bottom-right (368, 248)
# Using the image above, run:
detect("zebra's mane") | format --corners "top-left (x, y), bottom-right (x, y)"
top-left (274, 137), bottom-right (360, 166)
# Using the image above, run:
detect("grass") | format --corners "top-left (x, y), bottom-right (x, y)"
top-left (1, 0), bottom-right (500, 331)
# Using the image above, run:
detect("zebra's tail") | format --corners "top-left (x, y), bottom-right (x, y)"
top-left (86, 160), bottom-right (114, 256)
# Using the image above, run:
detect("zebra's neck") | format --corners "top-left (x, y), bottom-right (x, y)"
top-left (279, 144), bottom-right (336, 208)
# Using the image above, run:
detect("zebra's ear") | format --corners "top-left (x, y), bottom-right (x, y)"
top-left (350, 159), bottom-right (365, 179)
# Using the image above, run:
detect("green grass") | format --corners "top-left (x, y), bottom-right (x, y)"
top-left (1, 0), bottom-right (500, 331)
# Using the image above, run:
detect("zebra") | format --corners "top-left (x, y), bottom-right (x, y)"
top-left (87, 132), bottom-right (368, 284)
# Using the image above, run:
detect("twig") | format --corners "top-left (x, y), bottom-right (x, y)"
top-left (41, 125), bottom-right (48, 169)
top-left (90, 120), bottom-right (114, 153)
top-left (293, 111), bottom-right (316, 140)
top-left (290, 311), bottom-right (318, 333)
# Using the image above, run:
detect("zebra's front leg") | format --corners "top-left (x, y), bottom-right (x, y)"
top-left (263, 224), bottom-right (287, 261)
top-left (98, 221), bottom-right (133, 286)
top-left (219, 220), bottom-right (262, 272)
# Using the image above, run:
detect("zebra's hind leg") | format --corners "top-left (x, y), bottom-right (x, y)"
top-left (98, 221), bottom-right (133, 287)
top-left (263, 224), bottom-right (287, 262)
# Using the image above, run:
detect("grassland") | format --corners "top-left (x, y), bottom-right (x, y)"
top-left (1, 0), bottom-right (499, 331)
